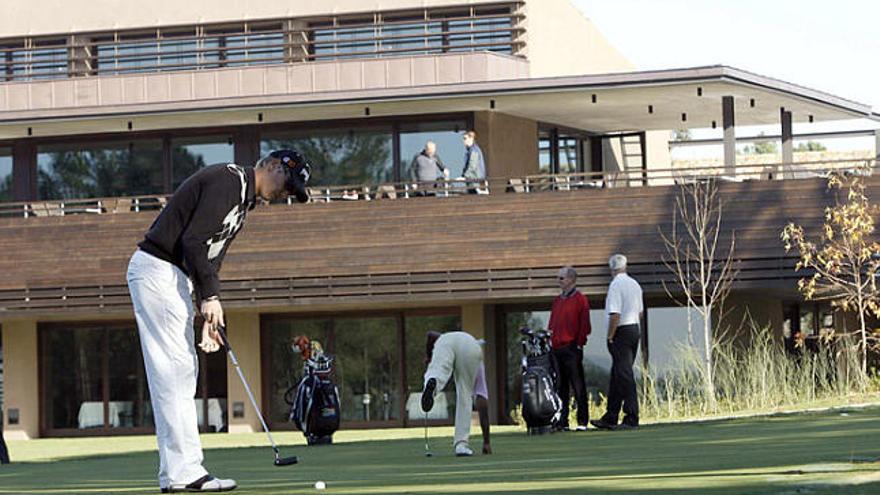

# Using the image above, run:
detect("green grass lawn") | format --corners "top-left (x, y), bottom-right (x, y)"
top-left (3, 407), bottom-right (880, 494)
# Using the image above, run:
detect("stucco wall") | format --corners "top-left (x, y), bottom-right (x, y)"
top-left (523, 0), bottom-right (634, 77)
top-left (2, 320), bottom-right (39, 440)
top-left (225, 311), bottom-right (262, 434)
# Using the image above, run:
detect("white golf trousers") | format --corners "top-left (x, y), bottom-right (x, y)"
top-left (424, 332), bottom-right (483, 448)
top-left (127, 249), bottom-right (208, 488)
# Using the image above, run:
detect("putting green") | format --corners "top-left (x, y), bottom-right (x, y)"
top-left (2, 408), bottom-right (879, 494)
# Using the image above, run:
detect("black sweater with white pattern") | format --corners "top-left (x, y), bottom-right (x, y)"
top-left (138, 164), bottom-right (256, 301)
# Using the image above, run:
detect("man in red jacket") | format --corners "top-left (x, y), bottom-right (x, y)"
top-left (549, 266), bottom-right (592, 431)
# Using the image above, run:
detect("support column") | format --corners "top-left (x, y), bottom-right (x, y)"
top-left (225, 311), bottom-right (262, 434)
top-left (874, 129), bottom-right (879, 163)
top-left (234, 127), bottom-right (260, 168)
top-left (722, 96), bottom-right (736, 174)
top-left (781, 107), bottom-right (793, 178)
top-left (3, 320), bottom-right (39, 440)
top-left (12, 141), bottom-right (36, 201)
top-left (461, 303), bottom-right (499, 423)
top-left (462, 304), bottom-right (486, 339)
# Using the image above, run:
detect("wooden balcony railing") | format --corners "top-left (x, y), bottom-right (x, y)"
top-left (0, 158), bottom-right (872, 220)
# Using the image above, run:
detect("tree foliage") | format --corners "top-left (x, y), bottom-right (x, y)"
top-left (781, 165), bottom-right (880, 374)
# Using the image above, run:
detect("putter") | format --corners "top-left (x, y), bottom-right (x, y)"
top-left (217, 325), bottom-right (298, 467)
top-left (424, 411), bottom-right (433, 457)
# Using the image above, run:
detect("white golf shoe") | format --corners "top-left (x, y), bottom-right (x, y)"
top-left (454, 442), bottom-right (474, 457)
top-left (161, 474), bottom-right (237, 493)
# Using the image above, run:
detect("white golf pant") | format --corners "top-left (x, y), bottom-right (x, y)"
top-left (424, 332), bottom-right (483, 448)
top-left (126, 249), bottom-right (208, 488)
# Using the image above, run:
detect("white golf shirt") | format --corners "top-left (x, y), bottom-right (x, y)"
top-left (606, 272), bottom-right (643, 326)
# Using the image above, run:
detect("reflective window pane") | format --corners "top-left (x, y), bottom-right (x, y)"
top-left (264, 318), bottom-right (332, 424)
top-left (558, 137), bottom-right (581, 174)
top-left (333, 317), bottom-right (399, 422)
top-left (107, 326), bottom-right (152, 428)
top-left (0, 148), bottom-right (12, 202)
top-left (538, 137), bottom-right (552, 174)
top-left (43, 326), bottom-right (155, 431)
top-left (265, 312), bottom-right (460, 428)
top-left (404, 314), bottom-right (461, 422)
top-left (197, 345), bottom-right (229, 432)
top-left (262, 128), bottom-right (393, 186)
top-left (172, 137), bottom-right (234, 190)
top-left (399, 120), bottom-right (468, 180)
top-left (502, 310), bottom-right (550, 421)
top-left (37, 140), bottom-right (164, 199)
top-left (44, 327), bottom-right (104, 429)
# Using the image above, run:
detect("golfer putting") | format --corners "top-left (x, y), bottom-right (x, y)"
top-left (421, 331), bottom-right (491, 456)
top-left (126, 150), bottom-right (311, 493)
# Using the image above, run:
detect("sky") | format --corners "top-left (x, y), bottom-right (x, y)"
top-left (572, 0), bottom-right (879, 153)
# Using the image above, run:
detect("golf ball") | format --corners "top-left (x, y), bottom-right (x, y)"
top-left (315, 480), bottom-right (326, 490)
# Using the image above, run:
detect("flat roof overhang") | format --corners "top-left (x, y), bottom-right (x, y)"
top-left (0, 65), bottom-right (873, 139)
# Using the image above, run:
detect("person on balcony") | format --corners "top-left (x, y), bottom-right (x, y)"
top-left (410, 141), bottom-right (449, 196)
top-left (462, 130), bottom-right (486, 192)
top-left (591, 254), bottom-right (644, 431)
top-left (126, 150), bottom-right (311, 493)
top-left (549, 266), bottom-right (592, 431)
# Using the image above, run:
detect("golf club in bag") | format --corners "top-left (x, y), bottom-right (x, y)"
top-left (519, 326), bottom-right (563, 435)
top-left (216, 325), bottom-right (298, 466)
top-left (284, 336), bottom-right (341, 445)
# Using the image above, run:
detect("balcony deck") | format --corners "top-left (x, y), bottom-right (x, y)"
top-left (0, 159), bottom-right (876, 316)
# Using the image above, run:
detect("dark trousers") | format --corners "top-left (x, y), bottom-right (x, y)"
top-left (552, 344), bottom-right (589, 427)
top-left (604, 324), bottom-right (640, 425)
top-left (0, 427), bottom-right (9, 464)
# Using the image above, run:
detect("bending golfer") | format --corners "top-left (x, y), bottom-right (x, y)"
top-left (127, 150), bottom-right (311, 493)
top-left (421, 331), bottom-right (489, 456)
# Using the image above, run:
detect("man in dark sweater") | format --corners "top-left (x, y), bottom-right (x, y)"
top-left (126, 150), bottom-right (310, 493)
top-left (548, 266), bottom-right (592, 431)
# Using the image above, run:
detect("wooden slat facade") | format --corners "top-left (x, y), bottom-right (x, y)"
top-left (0, 176), bottom-right (866, 316)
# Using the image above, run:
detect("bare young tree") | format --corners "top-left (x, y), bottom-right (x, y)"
top-left (781, 165), bottom-right (880, 375)
top-left (660, 178), bottom-right (739, 405)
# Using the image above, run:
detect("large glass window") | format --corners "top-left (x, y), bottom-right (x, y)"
top-left (264, 309), bottom-right (459, 428)
top-left (37, 140), bottom-right (164, 200)
top-left (42, 325), bottom-right (147, 431)
top-left (41, 322), bottom-right (224, 435)
top-left (261, 128), bottom-right (393, 186)
top-left (0, 148), bottom-right (12, 202)
top-left (196, 338), bottom-right (229, 433)
top-left (225, 25), bottom-right (285, 67)
top-left (538, 130), bottom-right (585, 174)
top-left (334, 317), bottom-right (400, 422)
top-left (558, 137), bottom-right (581, 174)
top-left (399, 120), bottom-right (468, 180)
top-left (404, 314), bottom-right (461, 421)
top-left (499, 306), bottom-right (613, 423)
top-left (172, 136), bottom-right (234, 190)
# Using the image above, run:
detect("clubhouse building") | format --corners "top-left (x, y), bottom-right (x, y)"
top-left (0, 0), bottom-right (877, 438)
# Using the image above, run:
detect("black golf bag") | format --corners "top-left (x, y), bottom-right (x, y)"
top-left (285, 337), bottom-right (341, 445)
top-left (520, 327), bottom-right (563, 435)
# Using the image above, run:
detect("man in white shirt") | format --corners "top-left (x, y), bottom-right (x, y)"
top-left (591, 254), bottom-right (644, 430)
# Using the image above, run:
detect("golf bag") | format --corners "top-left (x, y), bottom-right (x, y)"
top-left (285, 336), bottom-right (341, 445)
top-left (520, 327), bottom-right (563, 435)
